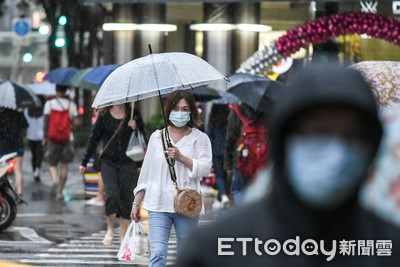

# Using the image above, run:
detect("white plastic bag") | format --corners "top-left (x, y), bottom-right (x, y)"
top-left (117, 221), bottom-right (151, 263)
top-left (126, 131), bottom-right (146, 162)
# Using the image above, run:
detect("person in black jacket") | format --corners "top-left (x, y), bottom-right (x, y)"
top-left (79, 103), bottom-right (145, 245)
top-left (176, 63), bottom-right (400, 266)
top-left (0, 108), bottom-right (28, 197)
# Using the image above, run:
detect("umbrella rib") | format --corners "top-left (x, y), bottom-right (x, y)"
top-left (163, 54), bottom-right (185, 88)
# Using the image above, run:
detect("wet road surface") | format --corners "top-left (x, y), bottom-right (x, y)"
top-left (0, 147), bottom-right (221, 266)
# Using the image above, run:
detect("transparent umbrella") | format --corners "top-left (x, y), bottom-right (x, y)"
top-left (92, 49), bottom-right (226, 146)
top-left (92, 52), bottom-right (227, 109)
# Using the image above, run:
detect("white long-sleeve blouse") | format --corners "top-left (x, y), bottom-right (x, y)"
top-left (134, 127), bottom-right (212, 213)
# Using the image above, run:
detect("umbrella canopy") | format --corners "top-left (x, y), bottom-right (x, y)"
top-left (0, 80), bottom-right (41, 109)
top-left (44, 67), bottom-right (80, 86)
top-left (210, 90), bottom-right (240, 104)
top-left (92, 52), bottom-right (226, 109)
top-left (68, 67), bottom-right (100, 90)
top-left (361, 108), bottom-right (400, 227)
top-left (227, 73), bottom-right (284, 114)
top-left (28, 81), bottom-right (56, 95)
top-left (83, 64), bottom-right (121, 86)
top-left (190, 85), bottom-right (221, 102)
top-left (349, 61), bottom-right (400, 109)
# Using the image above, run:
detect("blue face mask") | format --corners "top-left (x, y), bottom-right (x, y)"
top-left (169, 111), bottom-right (191, 127)
top-left (286, 136), bottom-right (369, 209)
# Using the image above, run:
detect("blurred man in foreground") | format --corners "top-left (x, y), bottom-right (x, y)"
top-left (177, 64), bottom-right (400, 266)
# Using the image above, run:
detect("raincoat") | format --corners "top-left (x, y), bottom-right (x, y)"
top-left (177, 64), bottom-right (400, 266)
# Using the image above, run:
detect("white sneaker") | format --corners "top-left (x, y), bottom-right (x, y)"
top-left (85, 198), bottom-right (105, 206)
top-left (212, 201), bottom-right (221, 209)
top-left (221, 194), bottom-right (230, 208)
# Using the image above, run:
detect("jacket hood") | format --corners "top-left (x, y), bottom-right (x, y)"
top-left (271, 63), bottom-right (382, 175)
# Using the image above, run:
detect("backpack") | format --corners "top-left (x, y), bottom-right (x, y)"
top-left (232, 105), bottom-right (269, 179)
top-left (48, 99), bottom-right (71, 144)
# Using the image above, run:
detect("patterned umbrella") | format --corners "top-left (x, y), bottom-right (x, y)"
top-left (361, 108), bottom-right (400, 227)
top-left (349, 61), bottom-right (400, 109)
top-left (0, 80), bottom-right (41, 109)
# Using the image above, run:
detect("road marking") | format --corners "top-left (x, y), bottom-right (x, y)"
top-left (21, 259), bottom-right (138, 265)
top-left (16, 213), bottom-right (48, 217)
top-left (48, 248), bottom-right (118, 253)
top-left (0, 227), bottom-right (52, 245)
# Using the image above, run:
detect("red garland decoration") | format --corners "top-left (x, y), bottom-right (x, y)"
top-left (276, 12), bottom-right (400, 58)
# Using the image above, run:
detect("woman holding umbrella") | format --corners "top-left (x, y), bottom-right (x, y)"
top-left (131, 90), bottom-right (212, 267)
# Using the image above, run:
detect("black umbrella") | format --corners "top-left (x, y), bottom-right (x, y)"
top-left (227, 73), bottom-right (284, 115)
top-left (0, 80), bottom-right (41, 109)
top-left (190, 85), bottom-right (221, 102)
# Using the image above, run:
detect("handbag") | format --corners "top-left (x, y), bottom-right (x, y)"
top-left (92, 153), bottom-right (102, 171)
top-left (91, 115), bottom-right (127, 171)
top-left (126, 131), bottom-right (146, 162)
top-left (160, 128), bottom-right (202, 218)
top-left (117, 221), bottom-right (150, 263)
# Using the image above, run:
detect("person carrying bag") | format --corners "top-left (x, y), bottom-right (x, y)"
top-left (160, 128), bottom-right (202, 218)
top-left (131, 90), bottom-right (212, 267)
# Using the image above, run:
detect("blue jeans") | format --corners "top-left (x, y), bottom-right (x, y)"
top-left (231, 167), bottom-right (249, 206)
top-left (212, 154), bottom-right (227, 200)
top-left (148, 211), bottom-right (199, 267)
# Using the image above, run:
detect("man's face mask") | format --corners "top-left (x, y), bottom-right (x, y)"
top-left (286, 136), bottom-right (369, 209)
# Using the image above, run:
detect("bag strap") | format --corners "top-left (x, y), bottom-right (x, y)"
top-left (160, 128), bottom-right (180, 192)
top-left (100, 114), bottom-right (127, 157)
top-left (232, 105), bottom-right (250, 126)
top-left (55, 97), bottom-right (69, 111)
top-left (53, 98), bottom-right (72, 123)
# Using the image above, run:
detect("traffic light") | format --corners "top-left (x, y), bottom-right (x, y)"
top-left (55, 37), bottom-right (65, 48)
top-left (38, 24), bottom-right (50, 35)
top-left (58, 15), bottom-right (67, 26)
top-left (54, 15), bottom-right (67, 48)
top-left (22, 52), bottom-right (32, 63)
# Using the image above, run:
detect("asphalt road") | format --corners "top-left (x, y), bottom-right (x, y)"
top-left (0, 146), bottom-right (221, 266)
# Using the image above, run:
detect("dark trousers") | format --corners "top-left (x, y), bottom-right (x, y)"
top-left (29, 140), bottom-right (43, 171)
top-left (100, 159), bottom-right (138, 219)
top-left (213, 154), bottom-right (227, 200)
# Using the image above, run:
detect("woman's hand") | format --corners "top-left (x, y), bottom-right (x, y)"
top-left (131, 204), bottom-right (141, 222)
top-left (79, 166), bottom-right (86, 175)
top-left (128, 119), bottom-right (137, 130)
top-left (167, 145), bottom-right (182, 161)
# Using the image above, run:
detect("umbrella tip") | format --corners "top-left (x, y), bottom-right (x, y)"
top-left (148, 44), bottom-right (153, 54)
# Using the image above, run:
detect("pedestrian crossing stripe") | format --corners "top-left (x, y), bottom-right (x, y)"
top-left (2, 227), bottom-right (177, 266)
